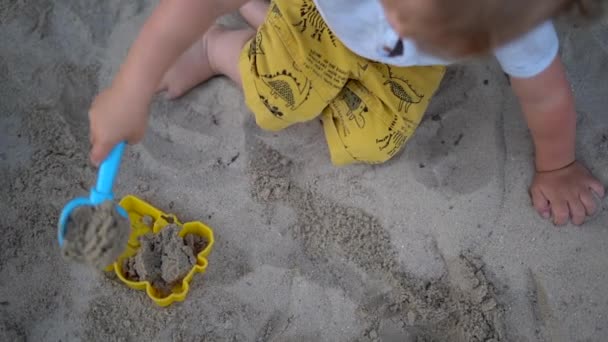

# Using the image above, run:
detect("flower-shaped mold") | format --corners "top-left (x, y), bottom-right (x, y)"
top-left (109, 195), bottom-right (214, 307)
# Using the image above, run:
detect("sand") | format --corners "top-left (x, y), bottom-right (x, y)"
top-left (122, 224), bottom-right (201, 296)
top-left (140, 214), bottom-right (155, 228)
top-left (61, 201), bottom-right (131, 269)
top-left (1, 0), bottom-right (608, 341)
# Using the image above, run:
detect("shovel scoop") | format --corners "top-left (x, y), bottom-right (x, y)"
top-left (58, 142), bottom-right (131, 269)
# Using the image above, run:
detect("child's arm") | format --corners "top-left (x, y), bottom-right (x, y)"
top-left (89, 0), bottom-right (248, 165)
top-left (511, 56), bottom-right (605, 225)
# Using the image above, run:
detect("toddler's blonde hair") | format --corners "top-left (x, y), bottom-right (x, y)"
top-left (381, 0), bottom-right (606, 58)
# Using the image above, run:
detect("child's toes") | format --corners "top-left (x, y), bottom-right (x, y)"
top-left (157, 75), bottom-right (182, 99)
top-left (156, 77), bottom-right (169, 94)
top-left (165, 87), bottom-right (182, 100)
top-left (162, 81), bottom-right (185, 99)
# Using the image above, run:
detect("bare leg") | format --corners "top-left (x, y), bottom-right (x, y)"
top-left (239, 0), bottom-right (269, 29)
top-left (157, 25), bottom-right (254, 99)
top-left (207, 27), bottom-right (255, 87)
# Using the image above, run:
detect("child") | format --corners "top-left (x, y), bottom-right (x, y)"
top-left (89, 0), bottom-right (605, 226)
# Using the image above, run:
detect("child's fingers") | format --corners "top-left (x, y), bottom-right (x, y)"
top-left (90, 140), bottom-right (115, 167)
top-left (587, 179), bottom-right (606, 198)
top-left (530, 186), bottom-right (551, 219)
top-left (567, 197), bottom-right (586, 226)
top-left (88, 111), bottom-right (95, 145)
top-left (580, 188), bottom-right (599, 216)
top-left (127, 129), bottom-right (145, 145)
top-left (551, 200), bottom-right (570, 226)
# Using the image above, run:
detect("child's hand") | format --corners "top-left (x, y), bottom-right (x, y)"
top-left (89, 86), bottom-right (150, 166)
top-left (530, 161), bottom-right (605, 226)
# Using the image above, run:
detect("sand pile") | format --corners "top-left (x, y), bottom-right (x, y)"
top-left (61, 201), bottom-right (131, 269)
top-left (122, 225), bottom-right (207, 296)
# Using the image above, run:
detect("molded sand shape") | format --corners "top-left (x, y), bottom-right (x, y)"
top-left (122, 225), bottom-right (208, 297)
top-left (112, 195), bottom-right (215, 307)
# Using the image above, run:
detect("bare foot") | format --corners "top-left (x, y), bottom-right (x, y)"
top-left (240, 0), bottom-right (270, 29)
top-left (157, 26), bottom-right (222, 99)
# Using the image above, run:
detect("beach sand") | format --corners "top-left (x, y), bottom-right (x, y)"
top-left (1, 1), bottom-right (607, 340)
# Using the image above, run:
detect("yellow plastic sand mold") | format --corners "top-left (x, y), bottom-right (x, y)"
top-left (110, 195), bottom-right (215, 307)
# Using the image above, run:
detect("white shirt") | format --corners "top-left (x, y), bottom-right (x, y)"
top-left (313, 0), bottom-right (559, 78)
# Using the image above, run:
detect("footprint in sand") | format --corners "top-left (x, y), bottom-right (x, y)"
top-left (406, 65), bottom-right (507, 195)
top-left (247, 140), bottom-right (506, 341)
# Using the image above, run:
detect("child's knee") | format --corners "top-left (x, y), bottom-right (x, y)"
top-left (320, 108), bottom-right (410, 166)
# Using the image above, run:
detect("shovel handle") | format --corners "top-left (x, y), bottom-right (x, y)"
top-left (91, 142), bottom-right (126, 203)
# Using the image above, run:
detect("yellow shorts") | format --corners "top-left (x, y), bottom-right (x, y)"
top-left (239, 0), bottom-right (445, 166)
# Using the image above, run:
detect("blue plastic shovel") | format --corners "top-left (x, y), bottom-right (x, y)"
top-left (58, 142), bottom-right (128, 246)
